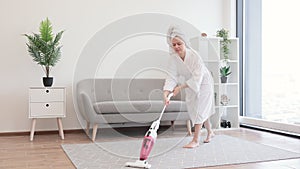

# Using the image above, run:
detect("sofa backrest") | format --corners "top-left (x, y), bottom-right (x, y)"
top-left (77, 78), bottom-right (184, 102)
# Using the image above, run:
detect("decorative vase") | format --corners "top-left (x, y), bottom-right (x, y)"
top-left (43, 77), bottom-right (53, 87)
top-left (221, 76), bottom-right (227, 83)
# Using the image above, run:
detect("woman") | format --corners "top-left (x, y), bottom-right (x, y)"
top-left (163, 25), bottom-right (215, 148)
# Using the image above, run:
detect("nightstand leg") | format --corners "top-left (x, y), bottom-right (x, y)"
top-left (30, 118), bottom-right (36, 141)
top-left (57, 118), bottom-right (64, 140)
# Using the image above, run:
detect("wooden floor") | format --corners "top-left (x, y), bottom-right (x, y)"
top-left (0, 127), bottom-right (299, 169)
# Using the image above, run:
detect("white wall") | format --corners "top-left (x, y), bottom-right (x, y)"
top-left (0, 0), bottom-right (234, 132)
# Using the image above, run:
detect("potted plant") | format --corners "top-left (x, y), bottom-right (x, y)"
top-left (24, 18), bottom-right (64, 87)
top-left (216, 28), bottom-right (231, 61)
top-left (220, 65), bottom-right (231, 83)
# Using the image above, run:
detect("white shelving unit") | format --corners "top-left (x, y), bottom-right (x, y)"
top-left (191, 37), bottom-right (239, 129)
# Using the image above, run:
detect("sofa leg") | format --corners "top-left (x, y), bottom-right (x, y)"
top-left (85, 122), bottom-right (90, 135)
top-left (92, 123), bottom-right (98, 142)
top-left (186, 120), bottom-right (192, 136)
top-left (171, 121), bottom-right (175, 130)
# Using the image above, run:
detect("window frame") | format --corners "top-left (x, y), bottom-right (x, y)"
top-left (236, 0), bottom-right (300, 135)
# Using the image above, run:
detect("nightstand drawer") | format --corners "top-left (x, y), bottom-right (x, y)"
top-left (30, 102), bottom-right (65, 118)
top-left (30, 88), bottom-right (64, 102)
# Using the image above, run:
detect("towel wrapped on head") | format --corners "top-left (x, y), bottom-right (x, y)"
top-left (167, 25), bottom-right (191, 53)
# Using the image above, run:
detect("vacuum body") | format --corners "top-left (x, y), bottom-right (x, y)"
top-left (140, 120), bottom-right (159, 161)
top-left (125, 93), bottom-right (173, 168)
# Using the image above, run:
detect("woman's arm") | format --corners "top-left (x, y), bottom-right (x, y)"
top-left (173, 83), bottom-right (188, 96)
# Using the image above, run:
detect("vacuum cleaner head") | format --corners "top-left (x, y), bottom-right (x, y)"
top-left (125, 160), bottom-right (151, 168)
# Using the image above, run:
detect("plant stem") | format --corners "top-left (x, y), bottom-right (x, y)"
top-left (46, 66), bottom-right (50, 77)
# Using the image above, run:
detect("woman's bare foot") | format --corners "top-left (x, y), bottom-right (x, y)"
top-left (203, 132), bottom-right (215, 143)
top-left (183, 140), bottom-right (199, 148)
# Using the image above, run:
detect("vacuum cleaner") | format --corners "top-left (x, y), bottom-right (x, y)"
top-left (125, 93), bottom-right (174, 169)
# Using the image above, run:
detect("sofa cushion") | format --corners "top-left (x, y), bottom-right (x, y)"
top-left (93, 100), bottom-right (187, 114)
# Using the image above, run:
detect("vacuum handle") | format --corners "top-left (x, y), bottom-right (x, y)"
top-left (158, 93), bottom-right (174, 122)
top-left (164, 92), bottom-right (174, 106)
top-left (167, 92), bottom-right (174, 101)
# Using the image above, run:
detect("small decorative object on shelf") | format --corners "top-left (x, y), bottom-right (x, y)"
top-left (220, 119), bottom-right (231, 128)
top-left (220, 65), bottom-right (231, 83)
top-left (201, 32), bottom-right (207, 37)
top-left (24, 18), bottom-right (64, 87)
top-left (216, 28), bottom-right (231, 61)
top-left (220, 94), bottom-right (230, 106)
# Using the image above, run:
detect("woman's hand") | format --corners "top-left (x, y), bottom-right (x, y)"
top-left (163, 90), bottom-right (171, 105)
top-left (173, 86), bottom-right (181, 96)
top-left (173, 84), bottom-right (188, 96)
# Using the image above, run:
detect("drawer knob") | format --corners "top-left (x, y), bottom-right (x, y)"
top-left (46, 90), bottom-right (49, 93)
top-left (45, 104), bottom-right (49, 107)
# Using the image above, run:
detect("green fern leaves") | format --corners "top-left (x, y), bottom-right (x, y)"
top-left (24, 18), bottom-right (64, 77)
top-left (216, 28), bottom-right (231, 60)
top-left (220, 66), bottom-right (232, 77)
top-left (40, 18), bottom-right (53, 42)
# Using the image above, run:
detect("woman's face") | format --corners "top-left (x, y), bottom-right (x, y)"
top-left (171, 37), bottom-right (186, 56)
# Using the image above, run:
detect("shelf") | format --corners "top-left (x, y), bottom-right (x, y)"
top-left (204, 60), bottom-right (238, 63)
top-left (214, 83), bottom-right (238, 86)
top-left (227, 60), bottom-right (238, 63)
top-left (215, 105), bottom-right (238, 109)
top-left (191, 37), bottom-right (239, 129)
top-left (204, 60), bottom-right (219, 63)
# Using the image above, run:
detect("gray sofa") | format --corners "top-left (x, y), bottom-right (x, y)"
top-left (76, 78), bottom-right (192, 141)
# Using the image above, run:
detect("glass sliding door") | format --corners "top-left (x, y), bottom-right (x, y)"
top-left (241, 0), bottom-right (300, 134)
top-left (262, 0), bottom-right (300, 127)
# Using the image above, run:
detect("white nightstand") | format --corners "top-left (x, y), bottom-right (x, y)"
top-left (29, 87), bottom-right (66, 141)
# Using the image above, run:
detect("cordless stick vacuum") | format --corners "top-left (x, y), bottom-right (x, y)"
top-left (125, 93), bottom-right (174, 169)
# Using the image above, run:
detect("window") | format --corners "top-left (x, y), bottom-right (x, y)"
top-left (239, 0), bottom-right (300, 134)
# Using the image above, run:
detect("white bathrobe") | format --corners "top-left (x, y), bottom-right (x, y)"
top-left (163, 48), bottom-right (215, 125)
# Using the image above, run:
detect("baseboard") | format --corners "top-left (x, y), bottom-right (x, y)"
top-left (0, 129), bottom-right (85, 136)
top-left (0, 125), bottom-right (184, 136)
top-left (240, 117), bottom-right (300, 134)
top-left (240, 124), bottom-right (300, 139)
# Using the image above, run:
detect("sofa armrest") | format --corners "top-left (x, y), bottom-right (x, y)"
top-left (80, 92), bottom-right (108, 124)
top-left (79, 92), bottom-right (95, 122)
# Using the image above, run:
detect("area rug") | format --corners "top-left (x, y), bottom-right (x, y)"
top-left (61, 135), bottom-right (300, 169)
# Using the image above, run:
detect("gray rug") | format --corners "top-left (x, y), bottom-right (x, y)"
top-left (61, 135), bottom-right (300, 169)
